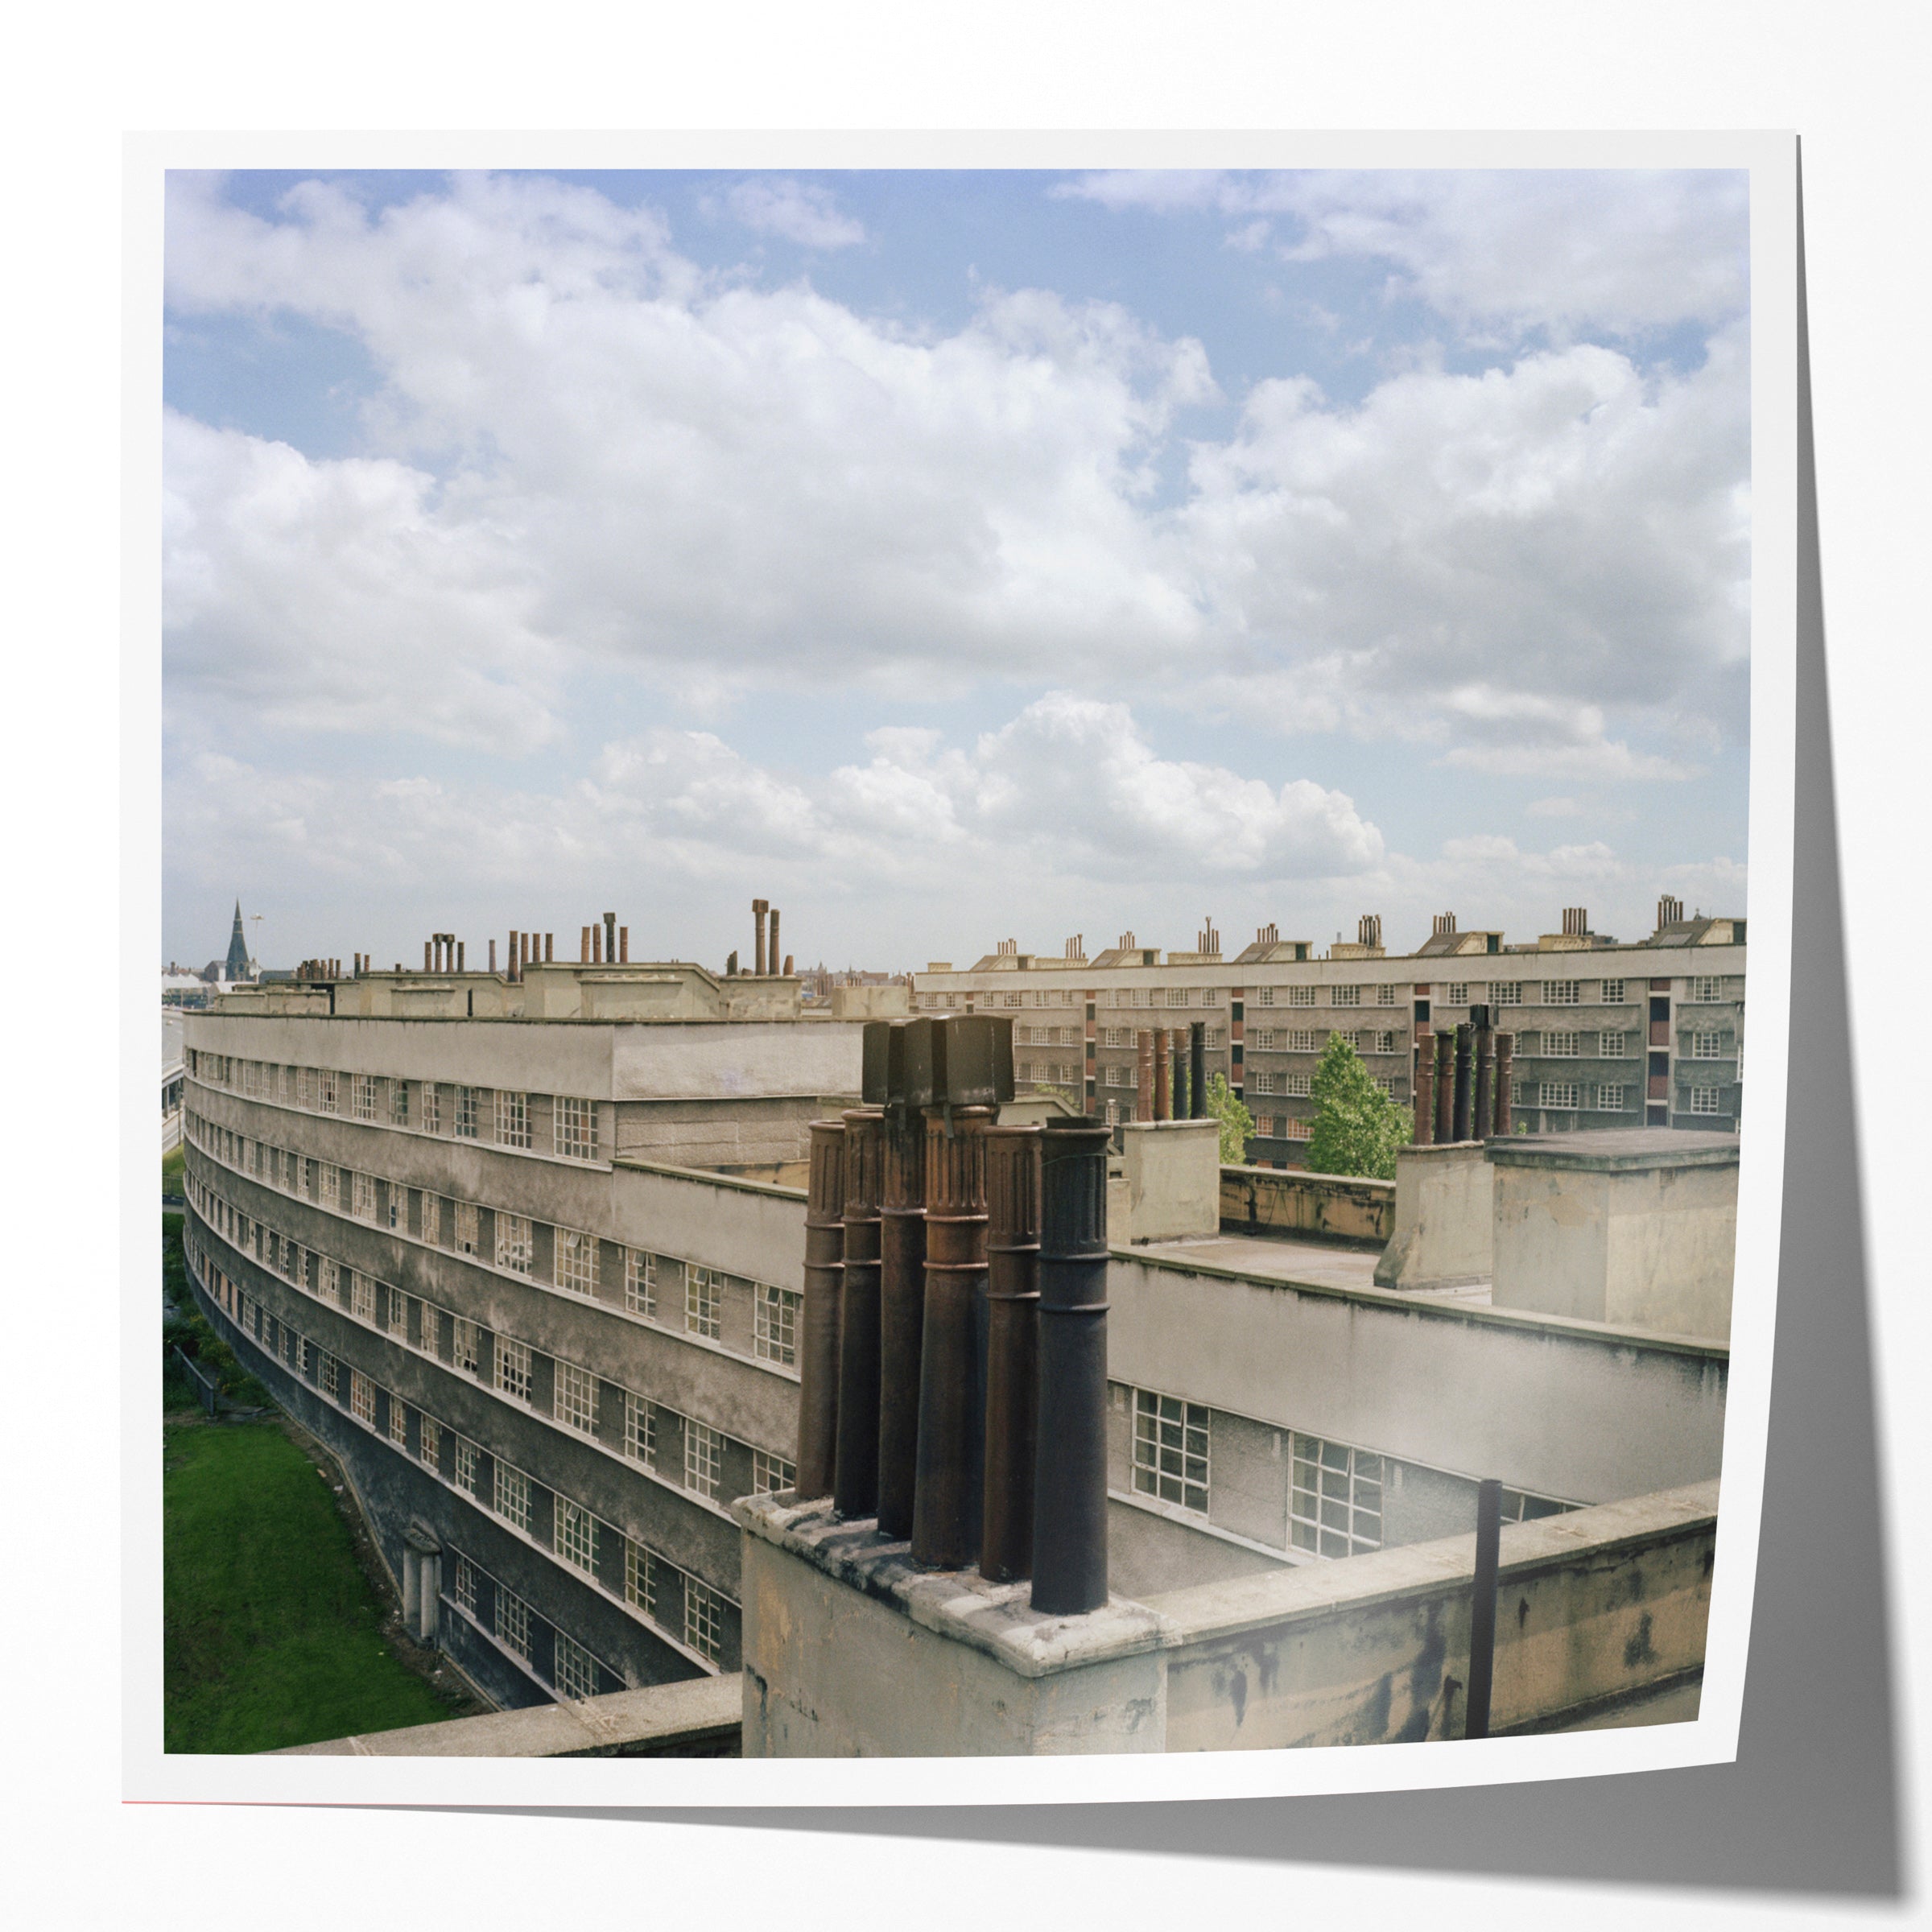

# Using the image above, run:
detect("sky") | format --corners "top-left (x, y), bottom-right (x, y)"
top-left (162, 167), bottom-right (1751, 976)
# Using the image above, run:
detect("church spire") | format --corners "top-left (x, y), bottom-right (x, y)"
top-left (225, 900), bottom-right (251, 981)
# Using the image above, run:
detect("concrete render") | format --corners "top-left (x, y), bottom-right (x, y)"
top-left (1113, 1118), bottom-right (1220, 1245)
top-left (1374, 1141), bottom-right (1495, 1292)
top-left (1220, 1163), bottom-right (1394, 1245)
top-left (1489, 1131), bottom-right (1740, 1342)
top-left (734, 1484), bottom-right (1715, 1755)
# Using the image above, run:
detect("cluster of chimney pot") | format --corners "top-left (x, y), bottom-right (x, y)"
top-left (792, 1014), bottom-right (1112, 1618)
top-left (1411, 1004), bottom-right (1514, 1145)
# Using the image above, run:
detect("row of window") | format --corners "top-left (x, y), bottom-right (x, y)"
top-left (184, 1108), bottom-right (801, 1365)
top-left (1126, 1384), bottom-right (1571, 1562)
top-left (190, 1240), bottom-right (744, 1666)
top-left (187, 1053), bottom-right (602, 1162)
top-left (450, 1550), bottom-right (618, 1701)
top-left (1524, 1080), bottom-right (1726, 1113)
top-left (185, 1170), bottom-right (797, 1509)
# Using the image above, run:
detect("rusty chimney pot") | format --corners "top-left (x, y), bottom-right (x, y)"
top-left (980, 1124), bottom-right (1041, 1583)
top-left (832, 1108), bottom-right (886, 1521)
top-left (795, 1119), bottom-right (848, 1500)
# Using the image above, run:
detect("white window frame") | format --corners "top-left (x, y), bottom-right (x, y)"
top-left (494, 1585), bottom-right (534, 1662)
top-left (1690, 976), bottom-right (1725, 1002)
top-left (624, 1391), bottom-right (657, 1468)
top-left (554, 1096), bottom-right (597, 1161)
top-left (452, 1315), bottom-right (481, 1377)
top-left (1542, 1030), bottom-right (1581, 1058)
top-left (495, 1212), bottom-right (534, 1276)
top-left (495, 1335), bottom-right (533, 1405)
top-left (1491, 983), bottom-right (1523, 1005)
top-left (353, 1073), bottom-right (378, 1121)
top-left (1288, 985), bottom-right (1316, 1007)
top-left (1290, 1433), bottom-right (1385, 1558)
top-left (1596, 1084), bottom-right (1628, 1111)
top-left (555, 1360), bottom-right (598, 1437)
top-left (1602, 978), bottom-right (1628, 1004)
top-left (1331, 984), bottom-right (1360, 1006)
top-left (1690, 1030), bottom-right (1727, 1059)
top-left (684, 1578), bottom-right (725, 1665)
top-left (454, 1200), bottom-right (479, 1257)
top-left (496, 1089), bottom-right (530, 1150)
top-left (755, 1283), bottom-right (799, 1366)
top-left (555, 1226), bottom-right (598, 1296)
top-left (554, 1631), bottom-right (598, 1701)
top-left (1545, 980), bottom-right (1583, 1005)
top-left (1538, 1080), bottom-right (1582, 1110)
top-left (1688, 1085), bottom-right (1726, 1115)
top-left (1600, 1030), bottom-right (1628, 1057)
top-left (555, 1498), bottom-right (598, 1575)
top-left (1133, 1388), bottom-right (1209, 1514)
top-left (493, 1460), bottom-right (532, 1532)
top-left (685, 1266), bottom-right (721, 1340)
top-left (685, 1418), bottom-right (724, 1499)
top-left (454, 1085), bottom-right (479, 1140)
top-left (752, 1447), bottom-right (795, 1495)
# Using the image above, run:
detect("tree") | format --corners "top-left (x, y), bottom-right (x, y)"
top-left (1305, 1033), bottom-right (1413, 1179)
top-left (1203, 1071), bottom-right (1256, 1166)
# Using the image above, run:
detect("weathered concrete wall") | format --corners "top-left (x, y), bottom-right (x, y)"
top-left (1150, 1482), bottom-right (1715, 1750)
top-left (275, 1674), bottom-right (744, 1757)
top-left (1116, 1119), bottom-right (1220, 1244)
top-left (1219, 1164), bottom-right (1393, 1245)
top-left (826, 982), bottom-right (910, 1020)
top-left (1107, 1250), bottom-right (1726, 1507)
top-left (1492, 1153), bottom-right (1737, 1341)
top-left (1373, 1141), bottom-right (1493, 1290)
top-left (738, 1502), bottom-right (1167, 1757)
top-left (1107, 1493), bottom-right (1291, 1600)
top-left (734, 1484), bottom-right (1715, 1755)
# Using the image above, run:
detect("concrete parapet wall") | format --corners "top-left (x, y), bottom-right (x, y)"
top-left (1220, 1164), bottom-right (1393, 1245)
top-left (1373, 1141), bottom-right (1493, 1290)
top-left (1148, 1480), bottom-right (1716, 1749)
top-left (1115, 1119), bottom-right (1220, 1245)
top-left (272, 1674), bottom-right (744, 1756)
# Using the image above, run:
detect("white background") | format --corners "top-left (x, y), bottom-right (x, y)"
top-left (6, 2), bottom-right (1923, 1925)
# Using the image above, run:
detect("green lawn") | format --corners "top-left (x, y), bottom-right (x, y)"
top-left (163, 1145), bottom-right (185, 1195)
top-left (163, 1422), bottom-right (458, 1752)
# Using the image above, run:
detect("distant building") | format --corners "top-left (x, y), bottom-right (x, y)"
top-left (911, 899), bottom-right (1745, 1166)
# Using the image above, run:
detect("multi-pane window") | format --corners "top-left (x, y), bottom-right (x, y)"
top-left (452, 1317), bottom-right (482, 1377)
top-left (554, 1096), bottom-right (597, 1161)
top-left (387, 1395), bottom-right (408, 1446)
top-left (1284, 1072), bottom-right (1312, 1097)
top-left (349, 1369), bottom-right (375, 1424)
top-left (752, 1448), bottom-right (795, 1495)
top-left (555, 1227), bottom-right (598, 1296)
top-left (348, 1271), bottom-right (375, 1321)
top-left (1377, 985), bottom-right (1399, 1005)
top-left (624, 1392), bottom-right (657, 1467)
top-left (318, 1070), bottom-right (339, 1114)
top-left (1290, 1435), bottom-right (1384, 1558)
top-left (1250, 1070), bottom-right (1279, 1096)
top-left (1545, 980), bottom-right (1582, 1005)
top-left (1542, 1031), bottom-right (1580, 1058)
top-left (755, 1284), bottom-right (800, 1366)
top-left (319, 1257), bottom-right (340, 1303)
top-left (1596, 1084), bottom-right (1628, 1111)
top-left (1254, 987), bottom-right (1275, 1006)
top-left (1104, 1064), bottom-right (1131, 1088)
top-left (453, 1554), bottom-right (478, 1617)
top-left (1331, 984), bottom-right (1360, 1006)
top-left (496, 1090), bottom-right (530, 1150)
top-left (625, 1248), bottom-right (661, 1318)
top-left (1132, 1389), bottom-right (1209, 1515)
top-left (1600, 1030), bottom-right (1628, 1057)
top-left (1286, 1029), bottom-right (1318, 1052)
top-left (625, 1541), bottom-right (658, 1620)
top-left (495, 1212), bottom-right (533, 1275)
top-left (454, 1201), bottom-right (480, 1256)
top-left (1283, 1119), bottom-right (1313, 1140)
top-left (494, 1586), bottom-right (534, 1663)
top-left (390, 1081), bottom-right (409, 1126)
top-left (1688, 1086), bottom-right (1725, 1115)
top-left (454, 1436), bottom-right (481, 1496)
top-left (493, 1461), bottom-right (532, 1531)
top-left (1166, 988), bottom-right (1190, 1007)
top-left (686, 1267), bottom-right (722, 1340)
top-left (1602, 978), bottom-right (1628, 1003)
top-left (1447, 981), bottom-right (1469, 1005)
top-left (418, 1192), bottom-right (441, 1246)
top-left (685, 1579), bottom-right (726, 1664)
top-left (1251, 1029), bottom-right (1278, 1051)
top-left (555, 1362), bottom-right (598, 1436)
top-left (1538, 1082), bottom-right (1581, 1110)
top-left (351, 1170), bottom-right (377, 1221)
top-left (1373, 1030), bottom-right (1400, 1055)
top-left (383, 1289), bottom-right (407, 1338)
top-left (1492, 983), bottom-right (1523, 1005)
top-left (420, 1416), bottom-right (443, 1468)
top-left (555, 1499), bottom-right (599, 1575)
top-left (554, 1632), bottom-right (598, 1702)
top-left (1690, 1031), bottom-right (1727, 1059)
top-left (1690, 976), bottom-right (1724, 1002)
top-left (685, 1419), bottom-right (723, 1499)
top-left (1288, 986), bottom-right (1317, 1007)
top-left (495, 1336), bottom-right (533, 1405)
top-left (422, 1084), bottom-right (441, 1133)
top-left (353, 1074), bottom-right (378, 1121)
top-left (454, 1086), bottom-right (479, 1140)
top-left (320, 1353), bottom-right (340, 1399)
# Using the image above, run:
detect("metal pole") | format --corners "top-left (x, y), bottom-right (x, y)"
top-left (832, 1108), bottom-right (884, 1519)
top-left (911, 1105), bottom-right (993, 1567)
top-left (1433, 1028), bottom-right (1455, 1143)
top-left (1452, 1022), bottom-right (1474, 1141)
top-left (1468, 1476), bottom-right (1501, 1739)
top-left (1030, 1117), bottom-right (1112, 1616)
top-left (875, 1104), bottom-right (927, 1540)
top-left (980, 1124), bottom-right (1041, 1583)
top-left (795, 1119), bottom-right (846, 1499)
top-left (1494, 1033), bottom-right (1515, 1136)
top-left (1189, 1022), bottom-right (1207, 1120)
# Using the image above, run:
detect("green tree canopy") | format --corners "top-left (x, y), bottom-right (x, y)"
top-left (1305, 1033), bottom-right (1413, 1179)
top-left (1203, 1071), bottom-right (1256, 1166)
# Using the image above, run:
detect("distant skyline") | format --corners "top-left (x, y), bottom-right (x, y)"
top-left (163, 167), bottom-right (1750, 973)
